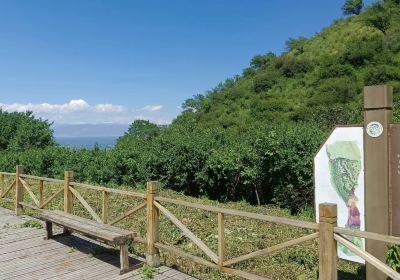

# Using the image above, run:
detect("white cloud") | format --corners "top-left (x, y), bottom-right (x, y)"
top-left (142, 105), bottom-right (163, 112)
top-left (0, 100), bottom-right (171, 125)
top-left (0, 99), bottom-right (124, 114)
top-left (94, 104), bottom-right (124, 113)
top-left (0, 99), bottom-right (90, 113)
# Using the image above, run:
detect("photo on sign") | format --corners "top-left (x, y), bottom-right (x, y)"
top-left (315, 127), bottom-right (365, 264)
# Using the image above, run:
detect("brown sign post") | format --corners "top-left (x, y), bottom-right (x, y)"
top-left (390, 124), bottom-right (400, 236)
top-left (364, 85), bottom-right (393, 280)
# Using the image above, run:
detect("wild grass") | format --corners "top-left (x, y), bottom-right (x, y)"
top-left (141, 264), bottom-right (158, 279)
top-left (21, 219), bottom-right (43, 229)
top-left (0, 175), bottom-right (363, 280)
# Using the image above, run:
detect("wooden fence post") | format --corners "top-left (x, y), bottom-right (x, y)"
top-left (64, 171), bottom-right (74, 214)
top-left (102, 190), bottom-right (109, 224)
top-left (218, 212), bottom-right (225, 269)
top-left (364, 85), bottom-right (392, 280)
top-left (0, 173), bottom-right (4, 196)
top-left (39, 180), bottom-right (44, 208)
top-left (15, 165), bottom-right (24, 216)
top-left (146, 181), bottom-right (160, 267)
top-left (318, 203), bottom-right (337, 280)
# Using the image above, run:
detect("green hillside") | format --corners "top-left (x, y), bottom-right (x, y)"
top-left (180, 0), bottom-right (400, 129)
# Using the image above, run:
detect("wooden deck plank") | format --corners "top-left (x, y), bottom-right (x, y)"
top-left (45, 255), bottom-right (120, 280)
top-left (0, 233), bottom-right (43, 246)
top-left (7, 258), bottom-right (108, 280)
top-left (0, 236), bottom-right (71, 263)
top-left (0, 236), bottom-right (47, 255)
top-left (0, 241), bottom-right (63, 263)
top-left (0, 244), bottom-right (76, 271)
top-left (0, 230), bottom-right (44, 245)
top-left (0, 249), bottom-right (92, 276)
top-left (16, 254), bottom-right (117, 280)
top-left (0, 227), bottom-right (39, 239)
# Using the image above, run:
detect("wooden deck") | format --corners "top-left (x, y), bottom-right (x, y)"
top-left (0, 207), bottom-right (197, 280)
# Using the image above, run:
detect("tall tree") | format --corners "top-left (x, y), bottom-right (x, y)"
top-left (0, 110), bottom-right (54, 150)
top-left (342, 0), bottom-right (363, 15)
top-left (126, 120), bottom-right (160, 140)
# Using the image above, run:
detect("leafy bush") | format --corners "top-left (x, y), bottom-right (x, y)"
top-left (274, 56), bottom-right (313, 77)
top-left (364, 65), bottom-right (400, 85)
top-left (364, 2), bottom-right (391, 34)
top-left (308, 77), bottom-right (361, 105)
top-left (317, 64), bottom-right (355, 79)
top-left (253, 71), bottom-right (280, 93)
top-left (286, 37), bottom-right (308, 53)
top-left (250, 52), bottom-right (276, 69)
top-left (341, 37), bottom-right (383, 67)
top-left (387, 244), bottom-right (400, 272)
top-left (0, 110), bottom-right (54, 150)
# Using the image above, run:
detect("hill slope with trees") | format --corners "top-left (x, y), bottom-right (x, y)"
top-left (181, 0), bottom-right (400, 130)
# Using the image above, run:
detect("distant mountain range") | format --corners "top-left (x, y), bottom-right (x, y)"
top-left (53, 123), bottom-right (129, 137)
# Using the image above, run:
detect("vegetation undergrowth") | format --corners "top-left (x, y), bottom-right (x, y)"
top-left (21, 219), bottom-right (43, 229)
top-left (141, 264), bottom-right (158, 280)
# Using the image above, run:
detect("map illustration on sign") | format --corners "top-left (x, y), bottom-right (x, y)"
top-left (315, 127), bottom-right (365, 263)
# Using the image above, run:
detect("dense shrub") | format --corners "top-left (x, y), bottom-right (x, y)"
top-left (364, 2), bottom-right (391, 34)
top-left (341, 37), bottom-right (383, 67)
top-left (253, 71), bottom-right (280, 93)
top-left (0, 121), bottom-right (325, 212)
top-left (274, 56), bottom-right (313, 77)
top-left (0, 110), bottom-right (54, 150)
top-left (364, 65), bottom-right (400, 85)
top-left (317, 63), bottom-right (355, 79)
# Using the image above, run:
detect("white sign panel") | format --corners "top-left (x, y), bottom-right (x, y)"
top-left (315, 127), bottom-right (365, 264)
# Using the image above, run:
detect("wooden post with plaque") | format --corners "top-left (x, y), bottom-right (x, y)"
top-left (364, 85), bottom-right (393, 280)
top-left (390, 124), bottom-right (400, 236)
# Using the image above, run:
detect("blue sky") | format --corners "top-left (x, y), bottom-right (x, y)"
top-left (0, 0), bottom-right (375, 125)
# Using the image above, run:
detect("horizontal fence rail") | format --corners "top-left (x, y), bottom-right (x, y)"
top-left (1, 166), bottom-right (400, 280)
top-left (155, 196), bottom-right (318, 230)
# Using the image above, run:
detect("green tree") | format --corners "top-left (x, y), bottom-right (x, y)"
top-left (250, 52), bottom-right (276, 69)
top-left (342, 0), bottom-right (363, 15)
top-left (364, 65), bottom-right (400, 85)
top-left (126, 120), bottom-right (161, 140)
top-left (253, 71), bottom-right (280, 93)
top-left (364, 3), bottom-right (391, 34)
top-left (0, 110), bottom-right (54, 150)
top-left (286, 37), bottom-right (308, 53)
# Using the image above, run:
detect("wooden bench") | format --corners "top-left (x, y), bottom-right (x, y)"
top-left (39, 210), bottom-right (138, 274)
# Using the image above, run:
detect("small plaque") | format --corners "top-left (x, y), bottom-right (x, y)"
top-left (366, 121), bottom-right (383, 138)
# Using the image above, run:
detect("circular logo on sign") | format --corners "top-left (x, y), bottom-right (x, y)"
top-left (366, 121), bottom-right (383, 138)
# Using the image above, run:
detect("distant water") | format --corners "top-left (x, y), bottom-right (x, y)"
top-left (56, 137), bottom-right (118, 149)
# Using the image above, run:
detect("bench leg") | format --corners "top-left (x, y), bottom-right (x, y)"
top-left (45, 221), bottom-right (53, 240)
top-left (120, 244), bottom-right (130, 274)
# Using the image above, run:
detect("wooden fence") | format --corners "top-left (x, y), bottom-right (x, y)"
top-left (1, 166), bottom-right (400, 280)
